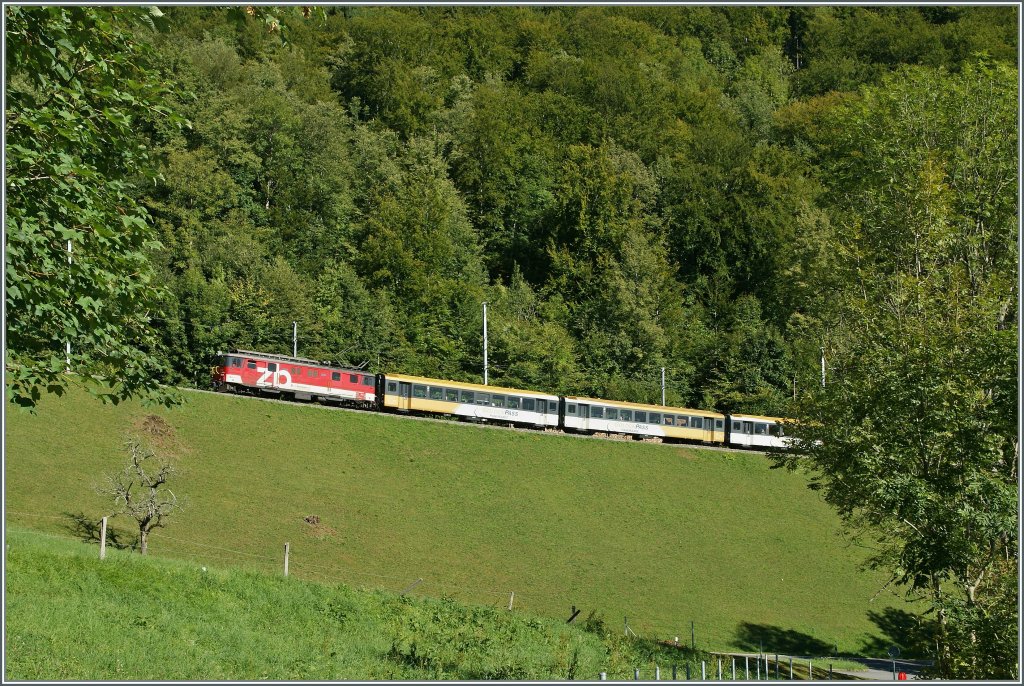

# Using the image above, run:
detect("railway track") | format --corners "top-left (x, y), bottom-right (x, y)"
top-left (181, 386), bottom-right (768, 456)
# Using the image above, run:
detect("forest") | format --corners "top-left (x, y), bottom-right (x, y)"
top-left (5, 5), bottom-right (1018, 679)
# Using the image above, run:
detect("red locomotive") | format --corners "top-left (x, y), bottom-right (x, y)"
top-left (212, 349), bottom-right (378, 407)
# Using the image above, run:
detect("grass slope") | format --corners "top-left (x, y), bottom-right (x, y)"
top-left (5, 387), bottom-right (911, 655)
top-left (4, 527), bottom-right (714, 680)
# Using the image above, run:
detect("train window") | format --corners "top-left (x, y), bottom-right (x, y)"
top-left (732, 421), bottom-right (743, 432)
top-left (460, 390), bottom-right (474, 403)
top-left (362, 376), bottom-right (374, 387)
top-left (549, 400), bottom-right (558, 413)
top-left (743, 421), bottom-right (754, 434)
top-left (648, 412), bottom-right (660, 424)
top-left (268, 362), bottom-right (277, 372)
top-left (635, 411), bottom-right (647, 423)
top-left (292, 367), bottom-right (301, 375)
top-left (348, 374), bottom-right (358, 384)
top-left (475, 393), bottom-right (489, 406)
top-left (413, 385), bottom-right (427, 398)
top-left (678, 416), bottom-right (689, 427)
top-left (247, 360), bottom-right (256, 369)
top-left (619, 409), bottom-right (632, 421)
top-left (769, 424), bottom-right (782, 437)
top-left (754, 423), bottom-right (768, 435)
top-left (664, 415), bottom-right (675, 426)
top-left (331, 372), bottom-right (341, 381)
top-left (691, 417), bottom-right (704, 429)
top-left (591, 406), bottom-right (604, 419)
top-left (507, 396), bottom-right (521, 409)
top-left (523, 398), bottom-right (535, 412)
top-left (308, 369), bottom-right (318, 377)
top-left (387, 382), bottom-right (398, 393)
top-left (445, 388), bottom-right (458, 402)
top-left (429, 386), bottom-right (443, 400)
top-left (715, 419), bottom-right (724, 430)
top-left (491, 395), bottom-right (506, 408)
top-left (606, 408), bottom-right (618, 420)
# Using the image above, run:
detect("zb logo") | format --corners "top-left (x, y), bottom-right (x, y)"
top-left (257, 367), bottom-right (292, 386)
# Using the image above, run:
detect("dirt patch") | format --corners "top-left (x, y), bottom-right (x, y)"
top-left (131, 414), bottom-right (187, 455)
top-left (303, 514), bottom-right (336, 539)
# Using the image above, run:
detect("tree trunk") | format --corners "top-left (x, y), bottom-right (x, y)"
top-left (139, 528), bottom-right (148, 555)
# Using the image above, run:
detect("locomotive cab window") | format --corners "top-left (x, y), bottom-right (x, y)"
top-left (413, 385), bottom-right (427, 398)
top-left (349, 374), bottom-right (359, 384)
top-left (591, 406), bottom-right (604, 419)
top-left (523, 398), bottom-right (535, 412)
top-left (247, 360), bottom-right (257, 369)
top-left (331, 372), bottom-right (341, 381)
top-left (362, 376), bottom-right (374, 387)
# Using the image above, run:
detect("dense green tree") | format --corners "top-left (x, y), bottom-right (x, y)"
top-left (776, 64), bottom-right (1017, 678)
top-left (5, 6), bottom-right (187, 409)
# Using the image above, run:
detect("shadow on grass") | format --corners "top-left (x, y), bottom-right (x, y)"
top-left (62, 512), bottom-right (135, 551)
top-left (732, 622), bottom-right (834, 656)
top-left (860, 607), bottom-right (934, 658)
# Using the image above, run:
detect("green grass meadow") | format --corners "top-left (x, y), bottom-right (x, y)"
top-left (5, 387), bottom-right (913, 659)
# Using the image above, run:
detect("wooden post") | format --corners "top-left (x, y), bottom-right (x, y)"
top-left (283, 542), bottom-right (290, 576)
top-left (508, 591), bottom-right (514, 610)
top-left (829, 663), bottom-right (833, 680)
top-left (99, 516), bottom-right (107, 560)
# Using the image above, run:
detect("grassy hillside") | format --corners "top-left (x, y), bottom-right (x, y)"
top-left (5, 387), bottom-right (914, 655)
top-left (5, 527), bottom-right (717, 680)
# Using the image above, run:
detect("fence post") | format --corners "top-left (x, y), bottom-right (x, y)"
top-left (672, 664), bottom-right (677, 680)
top-left (717, 658), bottom-right (722, 680)
top-left (701, 661), bottom-right (706, 680)
top-left (656, 665), bottom-right (660, 681)
top-left (731, 657), bottom-right (736, 680)
top-left (508, 591), bottom-right (514, 610)
top-left (691, 621), bottom-right (696, 650)
top-left (634, 668), bottom-right (640, 680)
top-left (600, 672), bottom-right (607, 680)
top-left (829, 664), bottom-right (833, 680)
top-left (756, 658), bottom-right (760, 680)
top-left (789, 657), bottom-right (793, 680)
top-left (99, 516), bottom-right (107, 560)
top-left (775, 654), bottom-right (779, 680)
top-left (808, 660), bottom-right (813, 680)
top-left (745, 656), bottom-right (749, 680)
top-left (685, 663), bottom-right (691, 680)
top-left (283, 542), bottom-right (290, 576)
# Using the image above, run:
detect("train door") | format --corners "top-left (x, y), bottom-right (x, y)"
top-left (398, 382), bottom-right (412, 411)
top-left (267, 362), bottom-right (278, 390)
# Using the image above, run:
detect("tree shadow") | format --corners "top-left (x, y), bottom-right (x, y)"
top-left (62, 512), bottom-right (135, 550)
top-left (860, 607), bottom-right (935, 658)
top-left (733, 622), bottom-right (834, 656)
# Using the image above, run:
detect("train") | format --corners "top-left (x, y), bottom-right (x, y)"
top-left (212, 349), bottom-right (793, 450)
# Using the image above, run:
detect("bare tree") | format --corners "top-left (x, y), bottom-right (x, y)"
top-left (98, 436), bottom-right (183, 554)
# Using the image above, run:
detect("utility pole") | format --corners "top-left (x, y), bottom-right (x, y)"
top-left (66, 239), bottom-right (72, 371)
top-left (661, 367), bottom-right (666, 406)
top-left (292, 321), bottom-right (297, 357)
top-left (482, 301), bottom-right (488, 385)
top-left (820, 346), bottom-right (826, 388)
